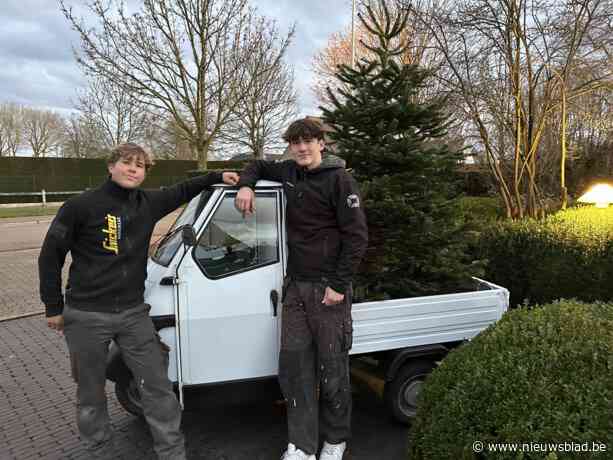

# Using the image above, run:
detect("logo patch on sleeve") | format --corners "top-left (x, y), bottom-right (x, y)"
top-left (49, 221), bottom-right (68, 240)
top-left (346, 194), bottom-right (360, 209)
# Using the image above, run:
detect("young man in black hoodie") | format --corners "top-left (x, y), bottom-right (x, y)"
top-left (39, 143), bottom-right (238, 459)
top-left (235, 118), bottom-right (368, 460)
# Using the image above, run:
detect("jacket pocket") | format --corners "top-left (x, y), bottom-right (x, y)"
top-left (157, 333), bottom-right (170, 372)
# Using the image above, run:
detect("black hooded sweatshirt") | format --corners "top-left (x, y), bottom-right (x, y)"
top-left (237, 155), bottom-right (368, 293)
top-left (38, 173), bottom-right (222, 317)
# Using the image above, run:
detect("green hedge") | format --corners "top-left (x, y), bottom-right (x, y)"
top-left (478, 206), bottom-right (613, 307)
top-left (0, 157), bottom-right (198, 184)
top-left (409, 300), bottom-right (613, 460)
top-left (459, 196), bottom-right (505, 226)
top-left (0, 157), bottom-right (235, 204)
top-left (206, 160), bottom-right (246, 170)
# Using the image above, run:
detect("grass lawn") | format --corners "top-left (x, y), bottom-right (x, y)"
top-left (0, 205), bottom-right (61, 219)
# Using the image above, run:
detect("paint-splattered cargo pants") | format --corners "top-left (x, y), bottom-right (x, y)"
top-left (279, 278), bottom-right (353, 455)
top-left (63, 303), bottom-right (185, 460)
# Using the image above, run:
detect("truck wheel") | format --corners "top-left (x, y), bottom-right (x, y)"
top-left (115, 377), bottom-right (144, 418)
top-left (384, 359), bottom-right (437, 424)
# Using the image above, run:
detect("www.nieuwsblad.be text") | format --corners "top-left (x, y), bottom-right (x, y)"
top-left (472, 440), bottom-right (608, 455)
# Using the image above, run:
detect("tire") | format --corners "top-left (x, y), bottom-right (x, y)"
top-left (115, 377), bottom-right (144, 418)
top-left (384, 359), bottom-right (437, 424)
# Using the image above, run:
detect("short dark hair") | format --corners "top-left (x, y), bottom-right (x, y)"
top-left (283, 118), bottom-right (325, 143)
top-left (107, 143), bottom-right (154, 170)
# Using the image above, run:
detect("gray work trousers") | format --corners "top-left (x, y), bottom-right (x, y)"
top-left (278, 279), bottom-right (353, 455)
top-left (63, 303), bottom-right (186, 460)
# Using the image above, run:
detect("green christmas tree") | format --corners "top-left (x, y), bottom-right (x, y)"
top-left (322, 0), bottom-right (482, 299)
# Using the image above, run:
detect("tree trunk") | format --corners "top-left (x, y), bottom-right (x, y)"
top-left (196, 138), bottom-right (211, 171)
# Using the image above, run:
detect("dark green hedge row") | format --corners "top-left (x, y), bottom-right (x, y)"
top-left (204, 160), bottom-right (246, 170)
top-left (0, 157), bottom-right (197, 178)
top-left (478, 206), bottom-right (613, 307)
top-left (409, 300), bottom-right (613, 460)
top-left (0, 158), bottom-right (250, 204)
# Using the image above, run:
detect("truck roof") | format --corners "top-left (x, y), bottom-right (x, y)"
top-left (215, 180), bottom-right (282, 188)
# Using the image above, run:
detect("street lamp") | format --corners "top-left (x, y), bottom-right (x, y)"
top-left (577, 183), bottom-right (613, 208)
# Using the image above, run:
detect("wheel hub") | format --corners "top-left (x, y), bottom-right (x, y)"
top-left (402, 379), bottom-right (423, 412)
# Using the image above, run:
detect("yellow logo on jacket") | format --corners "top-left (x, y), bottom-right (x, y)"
top-left (102, 214), bottom-right (120, 255)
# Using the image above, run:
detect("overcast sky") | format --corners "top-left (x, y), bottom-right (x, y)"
top-left (0, 0), bottom-right (353, 117)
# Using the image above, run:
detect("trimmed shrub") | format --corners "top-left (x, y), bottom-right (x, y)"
top-left (409, 300), bottom-right (613, 460)
top-left (459, 196), bottom-right (505, 225)
top-left (479, 206), bottom-right (613, 307)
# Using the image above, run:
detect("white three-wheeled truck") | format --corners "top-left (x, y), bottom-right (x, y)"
top-left (106, 181), bottom-right (509, 424)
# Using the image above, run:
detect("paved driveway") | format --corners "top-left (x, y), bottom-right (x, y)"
top-left (0, 316), bottom-right (409, 459)
top-left (0, 213), bottom-right (410, 460)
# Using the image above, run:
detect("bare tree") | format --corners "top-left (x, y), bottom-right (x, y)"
top-left (312, 0), bottom-right (447, 107)
top-left (22, 108), bottom-right (64, 157)
top-left (142, 116), bottom-right (194, 160)
top-left (75, 76), bottom-right (192, 159)
top-left (61, 113), bottom-right (107, 158)
top-left (422, 0), bottom-right (612, 218)
top-left (0, 102), bottom-right (23, 156)
top-left (76, 76), bottom-right (150, 149)
top-left (312, 21), bottom-right (377, 107)
top-left (61, 0), bottom-right (293, 169)
top-left (218, 19), bottom-right (298, 158)
top-left (555, 77), bottom-right (613, 192)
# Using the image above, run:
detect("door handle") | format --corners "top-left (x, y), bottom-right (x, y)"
top-left (270, 290), bottom-right (279, 317)
top-left (160, 276), bottom-right (176, 286)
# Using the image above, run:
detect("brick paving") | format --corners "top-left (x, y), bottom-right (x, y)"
top-left (0, 316), bottom-right (408, 459)
top-left (0, 316), bottom-right (159, 459)
top-left (0, 249), bottom-right (60, 319)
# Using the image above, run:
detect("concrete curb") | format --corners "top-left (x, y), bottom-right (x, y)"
top-left (0, 218), bottom-right (54, 227)
top-left (0, 246), bottom-right (41, 254)
top-left (0, 310), bottom-right (44, 323)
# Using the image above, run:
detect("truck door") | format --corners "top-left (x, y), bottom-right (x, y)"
top-left (176, 189), bottom-right (284, 384)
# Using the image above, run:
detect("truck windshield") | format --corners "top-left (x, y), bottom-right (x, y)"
top-left (151, 190), bottom-right (213, 266)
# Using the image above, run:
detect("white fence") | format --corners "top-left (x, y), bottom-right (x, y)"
top-left (0, 190), bottom-right (83, 206)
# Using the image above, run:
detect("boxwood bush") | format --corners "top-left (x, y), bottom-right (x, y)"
top-left (478, 206), bottom-right (613, 307)
top-left (409, 300), bottom-right (613, 460)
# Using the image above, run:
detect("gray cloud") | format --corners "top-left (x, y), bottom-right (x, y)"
top-left (0, 0), bottom-right (352, 115)
top-left (0, 1), bottom-right (84, 110)
top-left (254, 0), bottom-right (353, 115)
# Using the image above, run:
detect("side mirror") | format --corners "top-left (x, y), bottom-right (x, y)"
top-left (181, 225), bottom-right (197, 247)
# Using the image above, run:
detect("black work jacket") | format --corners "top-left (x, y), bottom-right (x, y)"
top-left (237, 155), bottom-right (368, 293)
top-left (39, 173), bottom-right (222, 316)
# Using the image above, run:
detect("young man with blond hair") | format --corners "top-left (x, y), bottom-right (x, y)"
top-left (236, 119), bottom-right (368, 460)
top-left (39, 143), bottom-right (238, 459)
